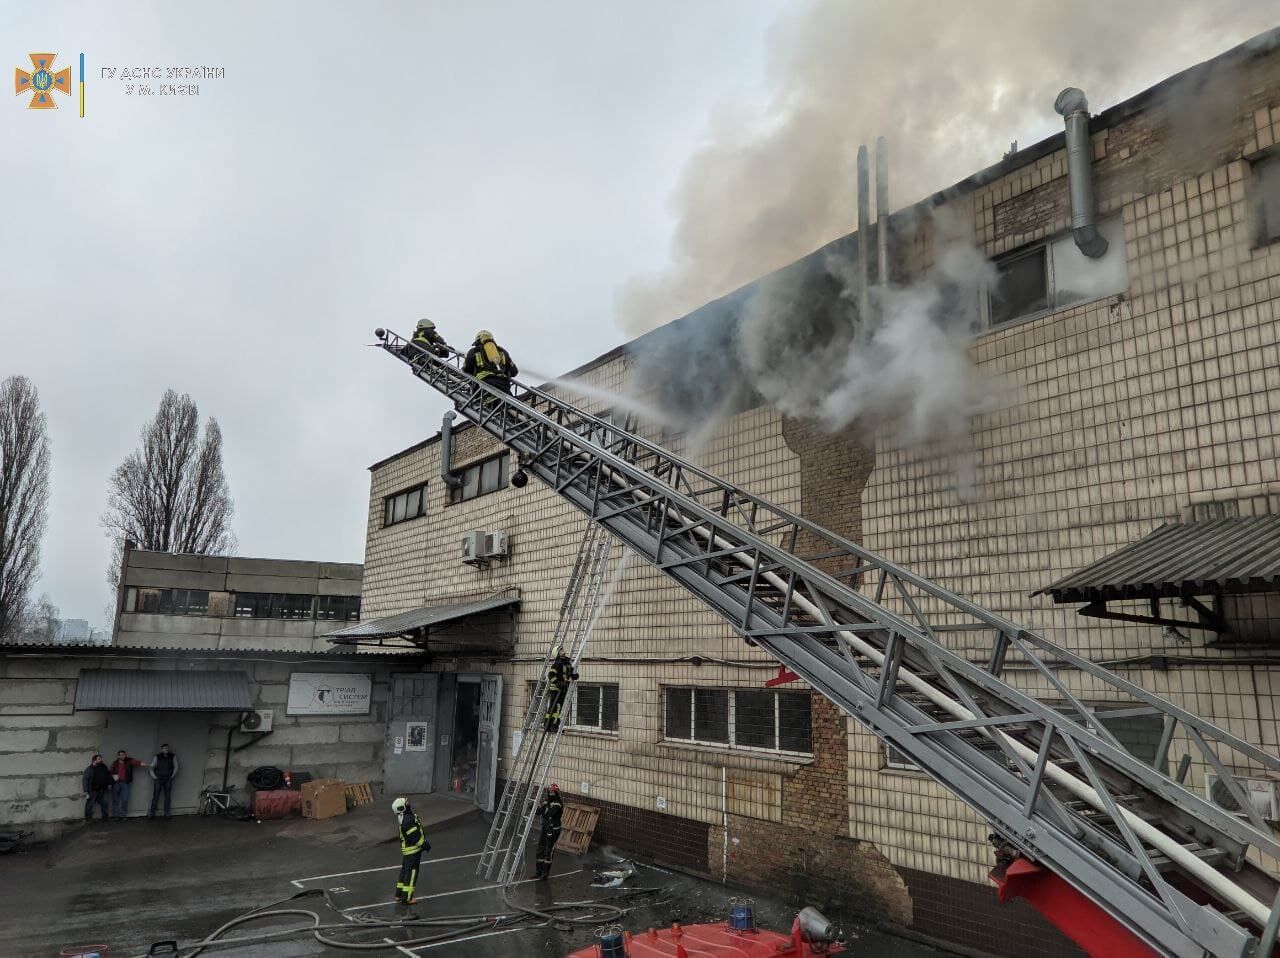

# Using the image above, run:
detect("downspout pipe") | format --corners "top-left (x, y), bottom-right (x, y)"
top-left (1054, 87), bottom-right (1108, 258)
top-left (441, 412), bottom-right (462, 489)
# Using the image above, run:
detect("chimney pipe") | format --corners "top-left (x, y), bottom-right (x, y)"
top-left (875, 136), bottom-right (889, 286)
top-left (856, 144), bottom-right (871, 319)
top-left (440, 411), bottom-right (462, 489)
top-left (1054, 87), bottom-right (1108, 258)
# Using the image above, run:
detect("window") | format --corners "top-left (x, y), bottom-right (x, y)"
top-left (1252, 152), bottom-right (1280, 245)
top-left (233, 592), bottom-right (315, 619)
top-left (383, 482), bottom-right (427, 527)
top-left (884, 742), bottom-right (921, 772)
top-left (316, 595), bottom-right (361, 621)
top-left (449, 453), bottom-right (510, 504)
top-left (128, 588), bottom-right (210, 615)
top-left (568, 683), bottom-right (619, 732)
top-left (663, 687), bottom-right (812, 754)
top-left (988, 217), bottom-right (1129, 326)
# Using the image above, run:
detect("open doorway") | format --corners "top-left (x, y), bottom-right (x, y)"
top-left (449, 679), bottom-right (481, 797)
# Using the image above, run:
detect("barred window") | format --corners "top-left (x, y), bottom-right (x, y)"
top-left (663, 687), bottom-right (811, 755)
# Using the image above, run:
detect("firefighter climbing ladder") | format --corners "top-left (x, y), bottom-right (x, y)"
top-left (376, 328), bottom-right (1280, 958)
top-left (477, 518), bottom-right (618, 886)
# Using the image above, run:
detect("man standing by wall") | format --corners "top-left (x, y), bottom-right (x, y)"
top-left (110, 749), bottom-right (148, 820)
top-left (148, 743), bottom-right (179, 819)
top-left (82, 754), bottom-right (113, 822)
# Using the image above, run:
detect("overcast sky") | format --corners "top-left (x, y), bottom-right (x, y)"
top-left (2, 3), bottom-right (1275, 626)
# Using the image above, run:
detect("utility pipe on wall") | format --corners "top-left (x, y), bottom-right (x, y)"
top-left (1054, 87), bottom-right (1109, 258)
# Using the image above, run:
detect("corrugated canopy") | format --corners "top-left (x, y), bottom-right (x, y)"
top-left (75, 669), bottom-right (252, 711)
top-left (1035, 516), bottom-right (1280, 604)
top-left (324, 595), bottom-right (519, 647)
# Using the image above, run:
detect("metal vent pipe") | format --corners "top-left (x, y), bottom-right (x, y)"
top-left (440, 411), bottom-right (462, 489)
top-left (1054, 87), bottom-right (1108, 258)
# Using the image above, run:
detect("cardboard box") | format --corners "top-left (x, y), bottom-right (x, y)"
top-left (301, 778), bottom-right (347, 820)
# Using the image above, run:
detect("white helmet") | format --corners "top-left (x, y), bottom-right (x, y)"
top-left (416, 318), bottom-right (435, 330)
top-left (392, 797), bottom-right (408, 814)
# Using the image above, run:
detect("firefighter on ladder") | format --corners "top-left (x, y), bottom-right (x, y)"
top-left (544, 646), bottom-right (578, 733)
top-left (403, 318), bottom-right (451, 363)
top-left (533, 783), bottom-right (564, 880)
top-left (392, 796), bottom-right (429, 905)
top-left (463, 329), bottom-right (519, 394)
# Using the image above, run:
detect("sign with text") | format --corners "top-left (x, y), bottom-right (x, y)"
top-left (287, 673), bottom-right (372, 716)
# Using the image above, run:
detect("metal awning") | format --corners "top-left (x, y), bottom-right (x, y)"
top-left (1033, 516), bottom-right (1280, 634)
top-left (75, 669), bottom-right (252, 711)
top-left (324, 594), bottom-right (519, 652)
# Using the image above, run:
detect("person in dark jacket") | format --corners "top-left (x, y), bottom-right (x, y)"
top-left (109, 749), bottom-right (148, 820)
top-left (533, 784), bottom-right (564, 879)
top-left (148, 743), bottom-right (179, 818)
top-left (82, 754), bottom-right (113, 821)
top-left (391, 796), bottom-right (428, 904)
top-left (544, 647), bottom-right (578, 733)
top-left (403, 318), bottom-right (450, 363)
top-left (462, 330), bottom-right (518, 394)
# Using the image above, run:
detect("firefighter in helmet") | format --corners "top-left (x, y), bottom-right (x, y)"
top-left (407, 318), bottom-right (451, 361)
top-left (544, 646), bottom-right (578, 733)
top-left (534, 783), bottom-right (564, 879)
top-left (463, 329), bottom-right (519, 394)
top-left (392, 796), bottom-right (429, 905)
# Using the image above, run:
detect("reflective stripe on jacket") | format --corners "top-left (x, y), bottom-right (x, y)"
top-left (399, 810), bottom-right (426, 855)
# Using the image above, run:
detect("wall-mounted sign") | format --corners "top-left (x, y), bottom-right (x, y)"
top-left (406, 722), bottom-right (430, 751)
top-left (287, 673), bottom-right (372, 716)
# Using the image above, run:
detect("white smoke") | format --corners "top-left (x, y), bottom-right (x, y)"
top-left (618, 0), bottom-right (1274, 455)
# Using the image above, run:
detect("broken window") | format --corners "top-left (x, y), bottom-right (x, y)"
top-left (1252, 151), bottom-right (1280, 245)
top-left (988, 217), bottom-right (1128, 326)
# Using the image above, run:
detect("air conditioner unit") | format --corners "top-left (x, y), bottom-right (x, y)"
top-left (1205, 773), bottom-right (1279, 821)
top-left (241, 709), bottom-right (273, 733)
top-left (485, 530), bottom-right (509, 558)
top-left (461, 530), bottom-right (487, 564)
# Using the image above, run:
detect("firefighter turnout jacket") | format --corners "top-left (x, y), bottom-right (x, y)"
top-left (398, 807), bottom-right (427, 855)
top-left (463, 336), bottom-right (518, 382)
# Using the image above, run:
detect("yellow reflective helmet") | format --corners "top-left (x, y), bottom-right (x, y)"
top-left (475, 329), bottom-right (494, 342)
top-left (416, 318), bottom-right (435, 330)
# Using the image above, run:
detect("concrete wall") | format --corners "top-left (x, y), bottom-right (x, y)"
top-left (0, 649), bottom-right (417, 835)
top-left (116, 549), bottom-right (362, 652)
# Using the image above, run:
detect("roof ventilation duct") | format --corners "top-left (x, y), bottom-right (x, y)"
top-left (1054, 87), bottom-right (1109, 259)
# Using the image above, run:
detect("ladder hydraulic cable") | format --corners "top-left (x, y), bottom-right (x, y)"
top-left (477, 518), bottom-right (618, 886)
top-left (375, 329), bottom-right (1280, 958)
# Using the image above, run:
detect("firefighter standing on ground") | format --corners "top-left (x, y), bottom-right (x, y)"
top-left (534, 783), bottom-right (564, 879)
top-left (544, 646), bottom-right (578, 733)
top-left (463, 329), bottom-right (518, 393)
top-left (392, 796), bottom-right (429, 904)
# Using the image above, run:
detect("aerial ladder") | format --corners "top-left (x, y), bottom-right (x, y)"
top-left (477, 518), bottom-right (618, 885)
top-left (375, 328), bottom-right (1280, 958)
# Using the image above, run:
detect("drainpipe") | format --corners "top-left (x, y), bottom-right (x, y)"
top-left (1054, 87), bottom-right (1108, 258)
top-left (440, 412), bottom-right (462, 490)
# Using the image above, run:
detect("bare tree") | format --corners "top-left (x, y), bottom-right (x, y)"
top-left (0, 376), bottom-right (51, 643)
top-left (102, 390), bottom-right (235, 587)
top-left (21, 593), bottom-right (59, 643)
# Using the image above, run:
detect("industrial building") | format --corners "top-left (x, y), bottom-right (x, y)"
top-left (351, 29), bottom-right (1280, 957)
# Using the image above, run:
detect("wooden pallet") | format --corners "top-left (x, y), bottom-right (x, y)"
top-left (344, 782), bottom-right (373, 808)
top-left (555, 802), bottom-right (600, 855)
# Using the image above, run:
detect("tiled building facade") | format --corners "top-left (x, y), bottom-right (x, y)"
top-left (359, 33), bottom-right (1280, 956)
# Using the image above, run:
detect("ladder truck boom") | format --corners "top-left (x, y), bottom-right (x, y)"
top-left (373, 328), bottom-right (1280, 958)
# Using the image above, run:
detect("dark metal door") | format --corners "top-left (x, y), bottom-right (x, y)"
top-left (384, 674), bottom-right (438, 796)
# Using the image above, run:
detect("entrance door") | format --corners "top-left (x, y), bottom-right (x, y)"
top-left (475, 674), bottom-right (502, 813)
top-left (100, 711), bottom-right (212, 816)
top-left (385, 674), bottom-right (438, 796)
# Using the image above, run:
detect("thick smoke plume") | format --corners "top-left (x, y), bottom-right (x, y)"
top-left (619, 0), bottom-right (1277, 335)
top-left (619, 1), bottom-right (1274, 453)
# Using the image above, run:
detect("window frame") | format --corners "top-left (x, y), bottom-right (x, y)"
top-left (315, 594), bottom-right (362, 622)
top-left (448, 452), bottom-right (510, 505)
top-left (661, 686), bottom-right (812, 757)
top-left (383, 482), bottom-right (429, 528)
top-left (1249, 149), bottom-right (1280, 247)
top-left (985, 216), bottom-right (1128, 328)
top-left (566, 682), bottom-right (620, 733)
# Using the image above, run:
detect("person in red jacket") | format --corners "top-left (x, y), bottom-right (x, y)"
top-left (109, 749), bottom-right (149, 820)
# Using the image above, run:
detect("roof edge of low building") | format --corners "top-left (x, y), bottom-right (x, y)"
top-left (0, 640), bottom-right (422, 660)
